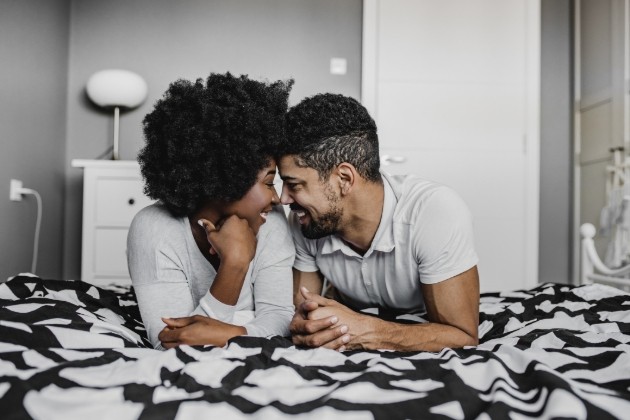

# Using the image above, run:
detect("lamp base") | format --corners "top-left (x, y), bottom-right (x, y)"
top-left (112, 106), bottom-right (120, 160)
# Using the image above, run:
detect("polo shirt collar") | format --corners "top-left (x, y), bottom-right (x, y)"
top-left (319, 172), bottom-right (397, 256)
top-left (369, 173), bottom-right (396, 253)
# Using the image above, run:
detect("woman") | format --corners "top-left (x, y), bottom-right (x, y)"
top-left (127, 73), bottom-right (294, 350)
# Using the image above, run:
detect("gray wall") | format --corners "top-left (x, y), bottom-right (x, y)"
top-left (63, 0), bottom-right (363, 279)
top-left (0, 0), bottom-right (70, 281)
top-left (539, 0), bottom-right (573, 284)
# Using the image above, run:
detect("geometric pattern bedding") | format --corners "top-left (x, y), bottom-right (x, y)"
top-left (0, 274), bottom-right (629, 419)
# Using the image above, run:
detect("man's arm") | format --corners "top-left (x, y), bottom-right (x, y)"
top-left (298, 266), bottom-right (479, 352)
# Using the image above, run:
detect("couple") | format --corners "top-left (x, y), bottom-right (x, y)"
top-left (127, 72), bottom-right (480, 352)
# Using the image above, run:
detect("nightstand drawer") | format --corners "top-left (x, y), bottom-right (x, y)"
top-left (95, 178), bottom-right (153, 226)
top-left (73, 160), bottom-right (154, 286)
top-left (93, 228), bottom-right (129, 277)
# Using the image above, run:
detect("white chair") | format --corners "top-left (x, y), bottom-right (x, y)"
top-left (580, 223), bottom-right (630, 291)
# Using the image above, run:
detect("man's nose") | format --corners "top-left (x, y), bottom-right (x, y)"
top-left (280, 185), bottom-right (293, 205)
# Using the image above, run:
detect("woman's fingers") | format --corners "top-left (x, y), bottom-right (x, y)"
top-left (161, 316), bottom-right (195, 328)
top-left (197, 219), bottom-right (218, 254)
top-left (197, 218), bottom-right (217, 232)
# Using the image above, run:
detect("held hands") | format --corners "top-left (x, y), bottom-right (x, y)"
top-left (290, 287), bottom-right (372, 351)
top-left (158, 315), bottom-right (246, 349)
top-left (199, 216), bottom-right (256, 266)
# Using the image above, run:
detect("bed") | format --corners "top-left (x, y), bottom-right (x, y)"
top-left (1, 270), bottom-right (629, 419)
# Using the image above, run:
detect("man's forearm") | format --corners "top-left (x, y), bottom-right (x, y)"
top-left (295, 287), bottom-right (479, 352)
top-left (352, 316), bottom-right (478, 352)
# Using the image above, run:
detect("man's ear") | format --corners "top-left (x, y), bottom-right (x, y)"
top-left (335, 163), bottom-right (356, 196)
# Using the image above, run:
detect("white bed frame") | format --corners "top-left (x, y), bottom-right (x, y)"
top-left (580, 223), bottom-right (630, 291)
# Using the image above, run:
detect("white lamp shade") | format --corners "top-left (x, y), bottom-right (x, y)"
top-left (86, 69), bottom-right (148, 108)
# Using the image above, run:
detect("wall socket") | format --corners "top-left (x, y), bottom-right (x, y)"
top-left (10, 179), bottom-right (23, 201)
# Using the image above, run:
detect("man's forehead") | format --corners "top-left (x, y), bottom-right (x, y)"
top-left (278, 156), bottom-right (316, 179)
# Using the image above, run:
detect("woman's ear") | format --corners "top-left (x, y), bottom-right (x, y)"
top-left (336, 163), bottom-right (356, 196)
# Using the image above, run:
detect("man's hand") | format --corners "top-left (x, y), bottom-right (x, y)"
top-left (289, 287), bottom-right (352, 351)
top-left (290, 267), bottom-right (480, 352)
top-left (297, 287), bottom-right (380, 351)
top-left (159, 315), bottom-right (246, 349)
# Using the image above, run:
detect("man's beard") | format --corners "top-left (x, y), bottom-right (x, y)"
top-left (301, 207), bottom-right (342, 239)
top-left (299, 185), bottom-right (343, 240)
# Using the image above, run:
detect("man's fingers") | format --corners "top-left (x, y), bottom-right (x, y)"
top-left (300, 287), bottom-right (330, 306)
top-left (291, 316), bottom-right (338, 335)
top-left (292, 324), bottom-right (350, 349)
top-left (320, 333), bottom-right (352, 351)
top-left (299, 300), bottom-right (319, 315)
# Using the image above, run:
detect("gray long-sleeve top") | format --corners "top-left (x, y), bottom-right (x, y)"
top-left (127, 203), bottom-right (295, 349)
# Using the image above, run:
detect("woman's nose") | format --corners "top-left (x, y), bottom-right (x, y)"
top-left (271, 188), bottom-right (280, 204)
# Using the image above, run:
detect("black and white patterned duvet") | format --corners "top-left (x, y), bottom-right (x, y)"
top-left (0, 274), bottom-right (629, 419)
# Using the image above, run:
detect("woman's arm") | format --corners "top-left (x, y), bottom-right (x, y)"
top-left (158, 315), bottom-right (246, 348)
top-left (198, 215), bottom-right (256, 306)
top-left (242, 209), bottom-right (295, 338)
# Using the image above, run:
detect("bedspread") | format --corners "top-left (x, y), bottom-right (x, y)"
top-left (0, 274), bottom-right (629, 419)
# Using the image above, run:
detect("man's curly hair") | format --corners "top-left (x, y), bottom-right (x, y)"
top-left (281, 93), bottom-right (381, 183)
top-left (139, 73), bottom-right (292, 216)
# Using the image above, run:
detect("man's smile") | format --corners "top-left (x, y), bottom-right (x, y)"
top-left (290, 204), bottom-right (310, 225)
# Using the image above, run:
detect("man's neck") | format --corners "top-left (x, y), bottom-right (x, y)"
top-left (338, 180), bottom-right (385, 254)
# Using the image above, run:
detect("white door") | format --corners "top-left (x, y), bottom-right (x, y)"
top-left (362, 0), bottom-right (540, 292)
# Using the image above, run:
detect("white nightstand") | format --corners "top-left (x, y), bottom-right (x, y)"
top-left (72, 159), bottom-right (153, 286)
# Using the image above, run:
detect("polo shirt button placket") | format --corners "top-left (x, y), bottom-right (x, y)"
top-left (361, 263), bottom-right (373, 295)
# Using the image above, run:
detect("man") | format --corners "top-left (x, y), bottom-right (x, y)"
top-left (277, 93), bottom-right (480, 352)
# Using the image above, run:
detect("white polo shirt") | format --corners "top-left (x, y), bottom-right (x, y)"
top-left (290, 171), bottom-right (478, 312)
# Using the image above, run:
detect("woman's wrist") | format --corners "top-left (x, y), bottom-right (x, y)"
top-left (210, 261), bottom-right (250, 305)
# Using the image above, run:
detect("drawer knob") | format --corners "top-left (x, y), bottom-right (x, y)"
top-left (128, 198), bottom-right (135, 205)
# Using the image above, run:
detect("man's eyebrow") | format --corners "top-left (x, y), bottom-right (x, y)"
top-left (280, 175), bottom-right (300, 181)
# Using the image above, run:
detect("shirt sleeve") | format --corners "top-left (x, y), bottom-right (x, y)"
top-left (412, 187), bottom-right (479, 284)
top-left (242, 207), bottom-right (295, 338)
top-left (127, 207), bottom-right (207, 349)
top-left (288, 211), bottom-right (319, 273)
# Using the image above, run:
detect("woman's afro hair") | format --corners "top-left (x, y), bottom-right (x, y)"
top-left (281, 93), bottom-right (377, 156)
top-left (139, 73), bottom-right (292, 216)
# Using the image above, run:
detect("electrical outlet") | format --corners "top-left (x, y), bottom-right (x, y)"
top-left (10, 179), bottom-right (23, 201)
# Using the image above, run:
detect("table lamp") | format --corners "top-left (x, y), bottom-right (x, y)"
top-left (86, 69), bottom-right (148, 160)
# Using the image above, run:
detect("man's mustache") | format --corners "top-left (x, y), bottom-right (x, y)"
top-left (289, 204), bottom-right (306, 212)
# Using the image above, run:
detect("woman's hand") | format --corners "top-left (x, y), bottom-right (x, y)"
top-left (158, 315), bottom-right (246, 349)
top-left (199, 216), bottom-right (256, 305)
top-left (199, 216), bottom-right (256, 267)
